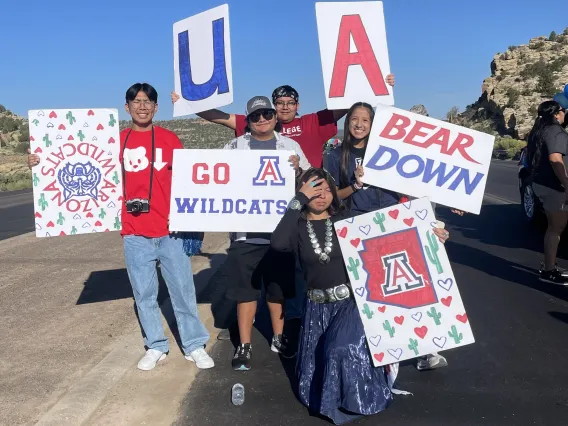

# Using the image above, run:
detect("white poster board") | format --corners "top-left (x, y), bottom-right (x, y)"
top-left (335, 197), bottom-right (475, 367)
top-left (28, 108), bottom-right (123, 237)
top-left (169, 149), bottom-right (296, 232)
top-left (173, 4), bottom-right (233, 117)
top-left (362, 106), bottom-right (494, 214)
top-left (315, 1), bottom-right (394, 109)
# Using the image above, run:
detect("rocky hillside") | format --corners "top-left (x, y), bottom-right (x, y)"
top-left (455, 28), bottom-right (568, 139)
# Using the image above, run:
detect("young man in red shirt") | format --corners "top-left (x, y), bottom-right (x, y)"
top-left (28, 83), bottom-right (214, 372)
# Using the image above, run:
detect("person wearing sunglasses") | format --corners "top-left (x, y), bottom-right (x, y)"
top-left (221, 96), bottom-right (311, 370)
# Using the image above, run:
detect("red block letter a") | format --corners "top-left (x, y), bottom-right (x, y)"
top-left (329, 14), bottom-right (388, 98)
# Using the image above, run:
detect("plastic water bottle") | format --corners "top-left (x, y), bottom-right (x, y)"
top-left (231, 383), bottom-right (245, 406)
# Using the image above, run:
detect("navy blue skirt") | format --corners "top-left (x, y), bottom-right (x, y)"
top-left (296, 296), bottom-right (393, 424)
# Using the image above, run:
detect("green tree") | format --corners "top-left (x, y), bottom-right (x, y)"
top-left (505, 87), bottom-right (521, 107)
top-left (549, 31), bottom-right (558, 41)
top-left (0, 105), bottom-right (6, 113)
top-left (536, 66), bottom-right (557, 96)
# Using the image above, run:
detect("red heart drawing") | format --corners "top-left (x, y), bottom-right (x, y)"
top-left (68, 135), bottom-right (74, 140)
top-left (95, 220), bottom-right (102, 226)
top-left (350, 238), bottom-right (360, 248)
top-left (86, 212), bottom-right (94, 218)
top-left (58, 124), bottom-right (66, 130)
top-left (108, 137), bottom-right (115, 144)
top-left (46, 221), bottom-right (55, 228)
top-left (49, 111), bottom-right (57, 118)
top-left (34, 147), bottom-right (42, 153)
top-left (88, 110), bottom-right (95, 116)
top-left (403, 218), bottom-right (414, 227)
top-left (441, 296), bottom-right (453, 307)
top-left (97, 124), bottom-right (104, 130)
top-left (59, 231), bottom-right (66, 236)
top-left (111, 189), bottom-right (116, 193)
top-left (414, 326), bottom-right (428, 339)
top-left (30, 136), bottom-right (35, 141)
top-left (34, 212), bottom-right (42, 218)
top-left (374, 353), bottom-right (385, 362)
top-left (377, 305), bottom-right (386, 313)
top-left (456, 314), bottom-right (468, 323)
top-left (388, 209), bottom-right (399, 220)
top-left (336, 227), bottom-right (347, 238)
top-left (118, 196), bottom-right (124, 201)
top-left (394, 316), bottom-right (405, 325)
top-left (104, 229), bottom-right (110, 232)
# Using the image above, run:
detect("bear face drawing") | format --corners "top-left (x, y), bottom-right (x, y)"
top-left (123, 147), bottom-right (150, 172)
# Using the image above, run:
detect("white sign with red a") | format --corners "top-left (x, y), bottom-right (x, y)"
top-left (334, 197), bottom-right (475, 367)
top-left (173, 4), bottom-right (234, 117)
top-left (315, 1), bottom-right (394, 109)
top-left (362, 106), bottom-right (494, 214)
top-left (169, 149), bottom-right (296, 233)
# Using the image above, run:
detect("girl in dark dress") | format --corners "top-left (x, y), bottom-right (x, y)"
top-left (270, 168), bottom-right (449, 424)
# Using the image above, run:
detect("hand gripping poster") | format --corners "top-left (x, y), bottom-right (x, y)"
top-left (28, 109), bottom-right (123, 237)
top-left (334, 197), bottom-right (474, 367)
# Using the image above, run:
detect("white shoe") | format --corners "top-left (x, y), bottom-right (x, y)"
top-left (416, 352), bottom-right (448, 371)
top-left (185, 347), bottom-right (215, 369)
top-left (137, 349), bottom-right (167, 371)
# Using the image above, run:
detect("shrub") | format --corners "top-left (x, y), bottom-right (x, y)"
top-left (549, 31), bottom-right (558, 41)
top-left (14, 142), bottom-right (29, 154)
top-left (0, 105), bottom-right (5, 113)
top-left (530, 41), bottom-right (546, 50)
top-left (550, 56), bottom-right (568, 72)
top-left (563, 27), bottom-right (568, 36)
top-left (505, 87), bottom-right (521, 107)
top-left (495, 137), bottom-right (526, 159)
top-left (508, 45), bottom-right (518, 51)
top-left (552, 43), bottom-right (563, 52)
top-left (536, 66), bottom-right (557, 96)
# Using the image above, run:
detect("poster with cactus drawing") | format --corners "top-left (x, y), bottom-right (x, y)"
top-left (334, 196), bottom-right (474, 367)
top-left (28, 109), bottom-right (123, 237)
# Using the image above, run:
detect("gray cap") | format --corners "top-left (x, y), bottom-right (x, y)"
top-left (245, 96), bottom-right (275, 116)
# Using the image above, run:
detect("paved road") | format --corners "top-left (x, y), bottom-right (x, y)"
top-left (0, 189), bottom-right (34, 241)
top-left (175, 160), bottom-right (568, 426)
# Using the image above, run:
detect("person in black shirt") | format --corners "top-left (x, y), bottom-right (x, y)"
top-left (527, 100), bottom-right (568, 284)
top-left (271, 168), bottom-right (449, 425)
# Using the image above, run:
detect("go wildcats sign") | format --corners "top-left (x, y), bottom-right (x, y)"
top-left (168, 149), bottom-right (296, 233)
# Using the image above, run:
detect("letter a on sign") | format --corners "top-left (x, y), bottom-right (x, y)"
top-left (315, 2), bottom-right (394, 110)
top-left (173, 4), bottom-right (234, 117)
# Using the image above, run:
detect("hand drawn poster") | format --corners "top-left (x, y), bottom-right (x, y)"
top-left (334, 197), bottom-right (474, 367)
top-left (28, 109), bottom-right (123, 237)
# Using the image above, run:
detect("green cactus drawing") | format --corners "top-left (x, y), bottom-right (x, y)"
top-left (448, 325), bottom-right (463, 344)
top-left (112, 171), bottom-right (119, 185)
top-left (71, 226), bottom-right (77, 235)
top-left (114, 217), bottom-right (121, 230)
top-left (33, 173), bottom-right (40, 187)
top-left (347, 257), bottom-right (360, 280)
top-left (66, 111), bottom-right (76, 125)
top-left (38, 193), bottom-right (48, 211)
top-left (42, 134), bottom-right (52, 147)
top-left (32, 119), bottom-right (39, 126)
top-left (427, 306), bottom-right (442, 325)
top-left (77, 130), bottom-right (85, 141)
top-left (109, 114), bottom-right (117, 127)
top-left (383, 320), bottom-right (395, 338)
top-left (56, 212), bottom-right (65, 225)
top-left (408, 338), bottom-right (419, 355)
top-left (99, 208), bottom-right (106, 219)
top-left (425, 231), bottom-right (443, 273)
top-left (361, 304), bottom-right (374, 320)
top-left (373, 212), bottom-right (386, 232)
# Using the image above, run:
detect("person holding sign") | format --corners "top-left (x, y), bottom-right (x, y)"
top-left (270, 168), bottom-right (449, 425)
top-left (221, 95), bottom-right (311, 371)
top-left (27, 83), bottom-right (215, 372)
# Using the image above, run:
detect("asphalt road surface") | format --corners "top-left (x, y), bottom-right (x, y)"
top-left (0, 189), bottom-right (34, 241)
top-left (175, 160), bottom-right (568, 426)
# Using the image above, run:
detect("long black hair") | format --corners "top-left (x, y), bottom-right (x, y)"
top-left (527, 100), bottom-right (564, 172)
top-left (339, 102), bottom-right (375, 190)
top-left (298, 168), bottom-right (343, 218)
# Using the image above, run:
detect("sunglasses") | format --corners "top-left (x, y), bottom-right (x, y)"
top-left (248, 110), bottom-right (275, 123)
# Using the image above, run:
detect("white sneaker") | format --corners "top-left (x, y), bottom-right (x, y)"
top-left (416, 352), bottom-right (448, 371)
top-left (185, 347), bottom-right (215, 369)
top-left (137, 349), bottom-right (167, 371)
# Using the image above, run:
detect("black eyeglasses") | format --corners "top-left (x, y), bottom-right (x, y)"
top-left (248, 110), bottom-right (274, 123)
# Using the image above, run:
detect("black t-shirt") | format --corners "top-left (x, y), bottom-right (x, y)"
top-left (533, 125), bottom-right (568, 191)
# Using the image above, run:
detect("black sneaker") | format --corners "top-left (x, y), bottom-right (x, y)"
top-left (271, 334), bottom-right (297, 359)
top-left (232, 344), bottom-right (252, 371)
top-left (539, 268), bottom-right (568, 285)
top-left (539, 263), bottom-right (568, 277)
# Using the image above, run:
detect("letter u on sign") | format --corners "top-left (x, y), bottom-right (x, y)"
top-left (315, 1), bottom-right (394, 110)
top-left (173, 4), bottom-right (234, 117)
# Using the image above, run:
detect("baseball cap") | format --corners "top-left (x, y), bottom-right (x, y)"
top-left (245, 96), bottom-right (275, 117)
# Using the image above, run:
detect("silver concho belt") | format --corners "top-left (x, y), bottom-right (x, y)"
top-left (307, 284), bottom-right (351, 303)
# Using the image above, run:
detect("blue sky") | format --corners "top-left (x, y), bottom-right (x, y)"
top-left (1, 0), bottom-right (567, 123)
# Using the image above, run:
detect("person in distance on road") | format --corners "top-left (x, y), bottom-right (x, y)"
top-left (270, 168), bottom-right (450, 425)
top-left (27, 83), bottom-right (215, 372)
top-left (526, 100), bottom-right (568, 284)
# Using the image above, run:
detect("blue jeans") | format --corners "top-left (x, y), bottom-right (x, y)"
top-left (123, 234), bottom-right (209, 355)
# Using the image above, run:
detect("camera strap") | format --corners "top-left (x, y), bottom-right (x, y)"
top-left (121, 126), bottom-right (156, 203)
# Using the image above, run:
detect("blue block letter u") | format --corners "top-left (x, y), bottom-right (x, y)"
top-left (178, 18), bottom-right (229, 101)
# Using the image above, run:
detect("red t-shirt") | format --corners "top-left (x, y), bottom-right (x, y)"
top-left (119, 126), bottom-right (182, 237)
top-left (234, 110), bottom-right (338, 167)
